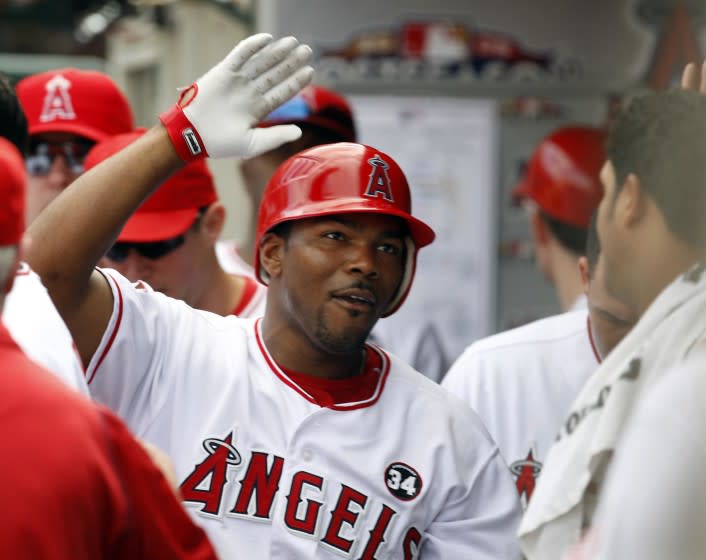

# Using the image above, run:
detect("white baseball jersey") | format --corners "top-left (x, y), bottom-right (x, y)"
top-left (87, 269), bottom-right (522, 560)
top-left (441, 310), bottom-right (599, 508)
top-left (3, 263), bottom-right (89, 396)
top-left (590, 348), bottom-right (706, 559)
top-left (216, 239), bottom-right (255, 278)
top-left (369, 319), bottom-right (449, 383)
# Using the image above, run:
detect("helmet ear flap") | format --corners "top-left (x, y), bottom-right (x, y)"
top-left (382, 237), bottom-right (417, 317)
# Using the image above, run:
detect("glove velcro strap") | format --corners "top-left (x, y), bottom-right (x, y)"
top-left (159, 102), bottom-right (209, 162)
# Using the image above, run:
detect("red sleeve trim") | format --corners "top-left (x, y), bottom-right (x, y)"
top-left (87, 272), bottom-right (124, 385)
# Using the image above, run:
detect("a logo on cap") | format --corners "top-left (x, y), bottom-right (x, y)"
top-left (364, 155), bottom-right (394, 202)
top-left (40, 74), bottom-right (76, 123)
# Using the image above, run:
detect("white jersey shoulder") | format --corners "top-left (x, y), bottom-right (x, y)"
top-left (442, 310), bottom-right (598, 508)
top-left (87, 269), bottom-right (522, 560)
top-left (3, 263), bottom-right (89, 395)
top-left (234, 276), bottom-right (267, 319)
top-left (216, 239), bottom-right (255, 278)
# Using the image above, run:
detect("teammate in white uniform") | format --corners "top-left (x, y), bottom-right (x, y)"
top-left (0, 77), bottom-right (88, 394)
top-left (4, 263), bottom-right (88, 394)
top-left (27, 35), bottom-right (522, 559)
top-left (513, 126), bottom-right (606, 312)
top-left (519, 88), bottom-right (706, 559)
top-left (442, 215), bottom-right (636, 508)
top-left (86, 129), bottom-right (266, 319)
top-left (588, 348), bottom-right (706, 559)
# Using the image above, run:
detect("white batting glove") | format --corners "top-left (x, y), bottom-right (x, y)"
top-left (160, 33), bottom-right (314, 161)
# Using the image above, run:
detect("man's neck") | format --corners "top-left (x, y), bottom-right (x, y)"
top-left (192, 259), bottom-right (245, 316)
top-left (551, 251), bottom-right (585, 312)
top-left (633, 245), bottom-right (703, 317)
top-left (261, 315), bottom-right (366, 380)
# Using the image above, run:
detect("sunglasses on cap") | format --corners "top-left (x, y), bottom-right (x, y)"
top-left (25, 139), bottom-right (95, 176)
top-left (106, 235), bottom-right (187, 262)
top-left (105, 207), bottom-right (207, 263)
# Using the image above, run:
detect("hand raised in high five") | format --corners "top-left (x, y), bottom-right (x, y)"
top-left (161, 33), bottom-right (314, 161)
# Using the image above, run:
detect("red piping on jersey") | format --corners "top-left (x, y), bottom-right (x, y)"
top-left (586, 315), bottom-right (602, 364)
top-left (87, 272), bottom-right (124, 384)
top-left (253, 318), bottom-right (390, 411)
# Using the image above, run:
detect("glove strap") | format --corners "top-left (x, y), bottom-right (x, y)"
top-left (159, 85), bottom-right (209, 161)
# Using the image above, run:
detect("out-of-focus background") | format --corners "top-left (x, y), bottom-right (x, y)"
top-left (3, 0), bottom-right (702, 363)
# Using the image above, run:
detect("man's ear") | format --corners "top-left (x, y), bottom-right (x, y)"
top-left (578, 256), bottom-right (590, 294)
top-left (258, 232), bottom-right (286, 280)
top-left (199, 202), bottom-right (226, 244)
top-left (616, 173), bottom-right (647, 228)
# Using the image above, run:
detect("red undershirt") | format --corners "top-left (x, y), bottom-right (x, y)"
top-left (231, 276), bottom-right (259, 316)
top-left (278, 347), bottom-right (383, 408)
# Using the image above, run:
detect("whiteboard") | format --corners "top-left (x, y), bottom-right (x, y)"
top-left (350, 95), bottom-right (498, 370)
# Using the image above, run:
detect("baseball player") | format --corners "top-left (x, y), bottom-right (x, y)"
top-left (519, 89), bottom-right (706, 559)
top-left (514, 126), bottom-right (606, 311)
top-left (442, 214), bottom-right (636, 508)
top-left (16, 67), bottom-right (134, 224)
top-left (236, 83), bottom-right (449, 381)
top-left (86, 129), bottom-right (266, 318)
top-left (27, 34), bottom-right (523, 558)
top-left (0, 75), bottom-right (87, 393)
top-left (0, 135), bottom-right (218, 560)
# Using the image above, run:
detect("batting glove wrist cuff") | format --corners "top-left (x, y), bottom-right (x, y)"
top-left (159, 86), bottom-right (209, 162)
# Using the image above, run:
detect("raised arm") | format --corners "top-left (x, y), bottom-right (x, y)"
top-left (26, 34), bottom-right (313, 366)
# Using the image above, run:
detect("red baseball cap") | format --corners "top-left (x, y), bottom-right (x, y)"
top-left (16, 68), bottom-right (135, 142)
top-left (259, 84), bottom-right (357, 142)
top-left (0, 137), bottom-right (26, 246)
top-left (84, 129), bottom-right (218, 242)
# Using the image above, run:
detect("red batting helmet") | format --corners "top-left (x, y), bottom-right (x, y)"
top-left (512, 126), bottom-right (606, 228)
top-left (255, 142), bottom-right (435, 317)
top-left (258, 84), bottom-right (357, 143)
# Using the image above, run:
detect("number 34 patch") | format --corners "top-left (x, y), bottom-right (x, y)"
top-left (385, 462), bottom-right (423, 501)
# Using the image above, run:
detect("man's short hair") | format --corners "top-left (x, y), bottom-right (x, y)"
top-left (606, 90), bottom-right (706, 248)
top-left (0, 73), bottom-right (28, 155)
top-left (539, 210), bottom-right (588, 256)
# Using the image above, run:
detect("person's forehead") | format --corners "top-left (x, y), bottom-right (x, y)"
top-left (300, 212), bottom-right (406, 231)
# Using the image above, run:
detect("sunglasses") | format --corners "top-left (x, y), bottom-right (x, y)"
top-left (25, 139), bottom-right (94, 176)
top-left (105, 235), bottom-right (186, 263)
top-left (104, 208), bottom-right (207, 263)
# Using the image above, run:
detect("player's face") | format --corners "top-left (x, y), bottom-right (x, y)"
top-left (103, 221), bottom-right (210, 305)
top-left (586, 254), bottom-right (637, 358)
top-left (25, 132), bottom-right (93, 224)
top-left (596, 160), bottom-right (632, 305)
top-left (277, 213), bottom-right (406, 354)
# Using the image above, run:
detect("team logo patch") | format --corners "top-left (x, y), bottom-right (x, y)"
top-left (364, 155), bottom-right (394, 202)
top-left (384, 462), bottom-right (422, 501)
top-left (40, 74), bottom-right (76, 123)
top-left (510, 450), bottom-right (542, 506)
top-left (182, 127), bottom-right (203, 156)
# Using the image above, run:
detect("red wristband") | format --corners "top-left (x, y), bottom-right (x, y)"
top-left (159, 92), bottom-right (209, 162)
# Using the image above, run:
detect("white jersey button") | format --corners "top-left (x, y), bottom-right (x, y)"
top-left (302, 449), bottom-right (313, 461)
